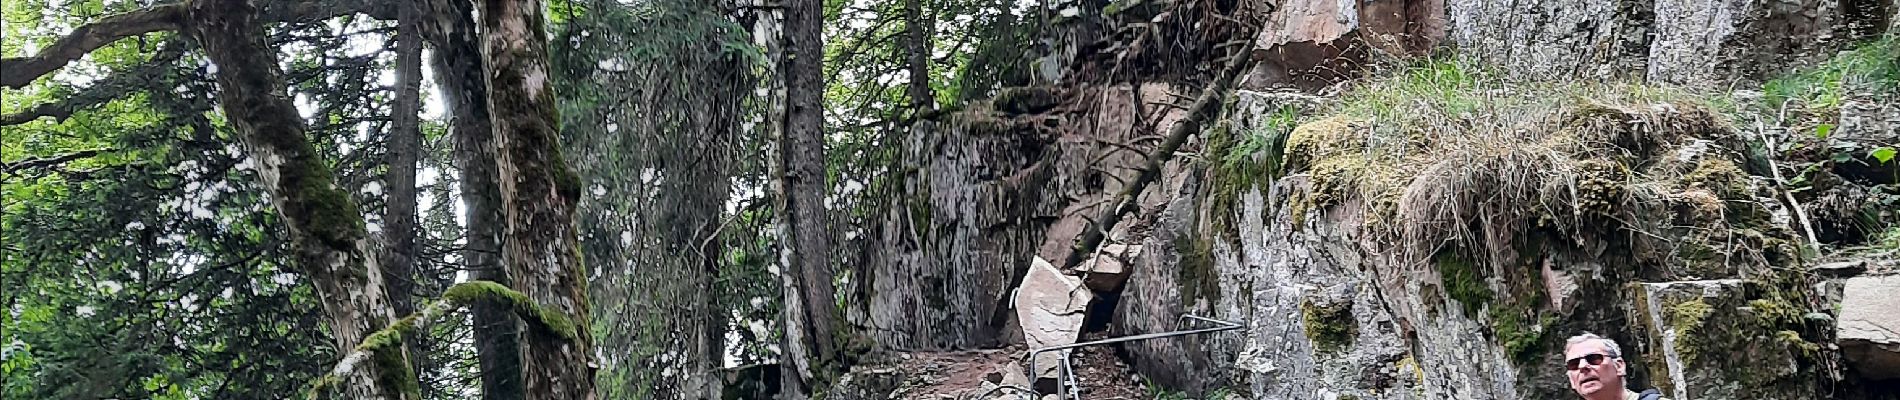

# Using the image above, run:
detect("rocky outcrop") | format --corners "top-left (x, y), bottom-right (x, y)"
top-left (850, 115), bottom-right (1060, 351)
top-left (851, 83), bottom-right (1192, 351)
top-left (1834, 97), bottom-right (1900, 185)
top-left (1099, 85), bottom-right (1852, 398)
top-left (1246, 0), bottom-right (1445, 90)
top-left (1839, 275), bottom-right (1900, 380)
top-left (844, 2), bottom-right (1898, 399)
top-left (1631, 280), bottom-right (1818, 399)
top-left (1244, 0), bottom-right (1895, 88)
top-left (1642, 0), bottom-right (1846, 85)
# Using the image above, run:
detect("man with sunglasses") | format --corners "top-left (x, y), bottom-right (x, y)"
top-left (1564, 333), bottom-right (1666, 400)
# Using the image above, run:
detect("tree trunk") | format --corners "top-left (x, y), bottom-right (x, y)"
top-left (780, 0), bottom-right (843, 396)
top-left (475, 1), bottom-right (596, 399)
top-left (182, 0), bottom-right (409, 398)
top-left (904, 0), bottom-right (933, 111)
top-left (426, 0), bottom-right (524, 397)
top-left (385, 0), bottom-right (426, 383)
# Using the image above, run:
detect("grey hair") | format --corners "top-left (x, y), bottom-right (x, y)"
top-left (1566, 332), bottom-right (1622, 357)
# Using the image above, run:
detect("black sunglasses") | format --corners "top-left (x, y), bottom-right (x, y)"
top-left (1565, 353), bottom-right (1617, 370)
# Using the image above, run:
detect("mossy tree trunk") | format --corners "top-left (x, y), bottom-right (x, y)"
top-left (780, 0), bottom-right (844, 396)
top-left (384, 0), bottom-right (427, 383)
top-left (183, 0), bottom-right (411, 398)
top-left (475, 0), bottom-right (596, 399)
top-left (427, 0), bottom-right (524, 397)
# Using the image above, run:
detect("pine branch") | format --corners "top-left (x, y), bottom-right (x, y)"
top-left (1, 149), bottom-right (111, 177)
top-left (2, 0), bottom-right (400, 90)
top-left (2, 42), bottom-right (186, 127)
top-left (0, 4), bottom-right (185, 89)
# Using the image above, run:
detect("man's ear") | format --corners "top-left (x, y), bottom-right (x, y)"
top-left (1615, 358), bottom-right (1627, 376)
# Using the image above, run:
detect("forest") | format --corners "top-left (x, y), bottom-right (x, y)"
top-left (2, 0), bottom-right (1897, 399)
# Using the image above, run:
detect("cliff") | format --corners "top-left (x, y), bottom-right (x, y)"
top-left (827, 0), bottom-right (1900, 398)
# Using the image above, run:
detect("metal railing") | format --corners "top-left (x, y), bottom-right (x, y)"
top-left (1020, 314), bottom-right (1244, 400)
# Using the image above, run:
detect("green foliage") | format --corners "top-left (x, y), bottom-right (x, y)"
top-left (1877, 226), bottom-right (1900, 250)
top-left (1144, 380), bottom-right (1234, 400)
top-left (442, 281), bottom-right (579, 340)
top-left (553, 0), bottom-right (778, 396)
top-left (1761, 35), bottom-right (1899, 113)
top-left (1436, 251), bottom-right (1492, 315)
top-left (3, 62), bottom-right (331, 399)
top-left (1336, 58), bottom-right (1488, 128)
top-left (1492, 303), bottom-right (1556, 363)
top-left (2, 3), bottom-right (489, 398)
top-left (1205, 107), bottom-right (1296, 241)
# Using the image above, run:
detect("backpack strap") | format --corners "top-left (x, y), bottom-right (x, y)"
top-left (1638, 388), bottom-right (1663, 400)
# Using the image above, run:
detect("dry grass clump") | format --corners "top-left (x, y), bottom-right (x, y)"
top-left (1279, 57), bottom-right (1766, 270)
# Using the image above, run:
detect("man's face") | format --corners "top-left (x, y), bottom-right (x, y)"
top-left (1564, 340), bottom-right (1625, 397)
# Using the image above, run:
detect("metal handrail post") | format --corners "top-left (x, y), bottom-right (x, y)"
top-left (1022, 313), bottom-right (1243, 399)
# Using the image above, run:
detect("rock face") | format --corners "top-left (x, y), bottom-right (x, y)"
top-left (1106, 157), bottom-right (1248, 393)
top-left (1098, 88), bottom-right (1852, 398)
top-left (850, 117), bottom-right (1060, 351)
top-left (1631, 280), bottom-right (1817, 399)
top-left (827, 367), bottom-right (904, 400)
top-left (851, 83), bottom-right (1191, 351)
top-left (1245, 0), bottom-right (1894, 88)
top-left (1642, 0), bottom-right (1845, 85)
top-left (1446, 0), bottom-right (1652, 81)
top-left (1835, 98), bottom-right (1900, 185)
top-left (843, 2), bottom-right (1899, 398)
top-left (1247, 0), bottom-right (1444, 90)
top-left (1839, 275), bottom-right (1900, 380)
top-left (1226, 176), bottom-right (1427, 399)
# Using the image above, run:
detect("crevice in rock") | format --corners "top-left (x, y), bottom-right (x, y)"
top-left (1084, 289), bottom-right (1122, 333)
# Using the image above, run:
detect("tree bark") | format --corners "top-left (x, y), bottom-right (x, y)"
top-left (904, 0), bottom-right (933, 111)
top-left (1063, 41), bottom-right (1256, 270)
top-left (779, 0), bottom-right (843, 396)
top-left (181, 0), bottom-right (410, 398)
top-left (384, 0), bottom-right (427, 386)
top-left (475, 0), bottom-right (596, 399)
top-left (426, 0), bottom-right (524, 397)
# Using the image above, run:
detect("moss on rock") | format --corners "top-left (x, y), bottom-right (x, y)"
top-left (1174, 234), bottom-right (1222, 304)
top-left (1495, 310), bottom-right (1555, 363)
top-left (1665, 299), bottom-right (1715, 362)
top-left (1301, 297), bottom-right (1357, 352)
top-left (1436, 251), bottom-right (1491, 315)
top-left (1682, 159), bottom-right (1748, 200)
top-left (1282, 116), bottom-right (1360, 171)
top-left (1575, 158), bottom-right (1629, 218)
top-left (1205, 119), bottom-right (1275, 242)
